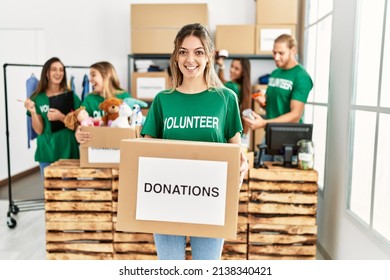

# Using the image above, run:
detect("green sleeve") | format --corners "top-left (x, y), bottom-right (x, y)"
top-left (224, 88), bottom-right (243, 140)
top-left (140, 92), bottom-right (164, 138)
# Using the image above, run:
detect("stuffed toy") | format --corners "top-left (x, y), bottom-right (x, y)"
top-left (99, 97), bottom-right (123, 126)
top-left (130, 104), bottom-right (144, 127)
top-left (64, 106), bottom-right (94, 130)
top-left (111, 102), bottom-right (132, 128)
top-left (123, 97), bottom-right (148, 109)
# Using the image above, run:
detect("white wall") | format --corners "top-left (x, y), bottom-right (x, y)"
top-left (318, 0), bottom-right (390, 259)
top-left (0, 0), bottom-right (274, 180)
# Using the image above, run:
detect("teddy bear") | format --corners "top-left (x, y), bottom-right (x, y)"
top-left (98, 97), bottom-right (123, 126)
top-left (63, 106), bottom-right (94, 130)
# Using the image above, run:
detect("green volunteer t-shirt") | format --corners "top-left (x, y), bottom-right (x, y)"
top-left (224, 81), bottom-right (241, 102)
top-left (141, 88), bottom-right (243, 143)
top-left (265, 64), bottom-right (313, 122)
top-left (28, 91), bottom-right (81, 163)
top-left (82, 91), bottom-right (131, 119)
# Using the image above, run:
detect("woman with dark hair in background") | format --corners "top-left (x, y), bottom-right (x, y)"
top-left (24, 57), bottom-right (81, 177)
top-left (216, 56), bottom-right (252, 145)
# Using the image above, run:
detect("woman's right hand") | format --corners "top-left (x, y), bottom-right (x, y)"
top-left (24, 98), bottom-right (36, 114)
top-left (216, 57), bottom-right (225, 67)
top-left (75, 125), bottom-right (92, 144)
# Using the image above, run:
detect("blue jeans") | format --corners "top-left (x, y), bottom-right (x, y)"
top-left (39, 162), bottom-right (51, 181)
top-left (153, 234), bottom-right (224, 260)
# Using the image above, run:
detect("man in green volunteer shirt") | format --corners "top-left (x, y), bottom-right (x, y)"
top-left (243, 34), bottom-right (313, 129)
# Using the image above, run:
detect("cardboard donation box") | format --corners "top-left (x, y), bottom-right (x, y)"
top-left (255, 24), bottom-right (296, 55)
top-left (80, 126), bottom-right (139, 168)
top-left (117, 138), bottom-right (241, 239)
top-left (131, 72), bottom-right (169, 101)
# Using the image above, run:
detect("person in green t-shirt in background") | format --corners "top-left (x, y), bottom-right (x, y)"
top-left (75, 61), bottom-right (131, 143)
top-left (216, 56), bottom-right (252, 147)
top-left (24, 57), bottom-right (81, 178)
top-left (242, 34), bottom-right (313, 129)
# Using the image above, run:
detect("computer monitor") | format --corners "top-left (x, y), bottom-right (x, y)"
top-left (262, 122), bottom-right (313, 168)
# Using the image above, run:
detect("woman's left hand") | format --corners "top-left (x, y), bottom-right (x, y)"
top-left (239, 151), bottom-right (249, 187)
top-left (47, 108), bottom-right (65, 122)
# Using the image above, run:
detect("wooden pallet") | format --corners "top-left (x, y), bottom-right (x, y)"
top-left (112, 167), bottom-right (157, 260)
top-left (44, 160), bottom-right (115, 260)
top-left (248, 164), bottom-right (318, 260)
top-left (44, 160), bottom-right (319, 260)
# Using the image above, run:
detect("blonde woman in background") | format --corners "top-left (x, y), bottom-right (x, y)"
top-left (75, 61), bottom-right (130, 143)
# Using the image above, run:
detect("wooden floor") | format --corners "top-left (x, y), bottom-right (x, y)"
top-left (0, 169), bottom-right (325, 260)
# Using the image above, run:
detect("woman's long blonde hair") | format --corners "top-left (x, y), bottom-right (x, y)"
top-left (90, 61), bottom-right (124, 98)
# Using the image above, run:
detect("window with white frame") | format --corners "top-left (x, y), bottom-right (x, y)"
top-left (303, 0), bottom-right (333, 191)
top-left (348, 0), bottom-right (390, 243)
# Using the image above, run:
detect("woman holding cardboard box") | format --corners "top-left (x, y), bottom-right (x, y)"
top-left (141, 23), bottom-right (249, 260)
top-left (75, 61), bottom-right (130, 143)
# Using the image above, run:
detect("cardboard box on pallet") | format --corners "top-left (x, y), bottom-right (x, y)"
top-left (116, 138), bottom-right (241, 239)
top-left (80, 126), bottom-right (140, 168)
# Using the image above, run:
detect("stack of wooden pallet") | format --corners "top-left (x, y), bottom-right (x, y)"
top-left (44, 160), bottom-right (158, 260)
top-left (44, 159), bottom-right (319, 260)
top-left (112, 168), bottom-right (157, 260)
top-left (247, 163), bottom-right (318, 260)
top-left (44, 159), bottom-right (114, 260)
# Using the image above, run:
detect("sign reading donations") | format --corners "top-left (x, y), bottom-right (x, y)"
top-left (136, 157), bottom-right (227, 225)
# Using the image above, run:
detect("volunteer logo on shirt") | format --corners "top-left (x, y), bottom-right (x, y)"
top-left (268, 77), bottom-right (293, 91)
top-left (40, 104), bottom-right (49, 113)
top-left (164, 116), bottom-right (219, 130)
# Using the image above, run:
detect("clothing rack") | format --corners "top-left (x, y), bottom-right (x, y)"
top-left (3, 63), bottom-right (90, 228)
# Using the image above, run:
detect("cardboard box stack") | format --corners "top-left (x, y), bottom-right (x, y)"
top-left (130, 3), bottom-right (209, 54)
top-left (255, 0), bottom-right (299, 54)
top-left (215, 25), bottom-right (256, 55)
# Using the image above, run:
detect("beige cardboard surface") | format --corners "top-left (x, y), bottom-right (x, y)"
top-left (80, 126), bottom-right (139, 168)
top-left (117, 138), bottom-right (241, 239)
top-left (255, 24), bottom-right (296, 55)
top-left (131, 72), bottom-right (169, 100)
top-left (131, 4), bottom-right (208, 29)
top-left (215, 25), bottom-right (256, 54)
top-left (256, 0), bottom-right (299, 25)
top-left (131, 28), bottom-right (178, 54)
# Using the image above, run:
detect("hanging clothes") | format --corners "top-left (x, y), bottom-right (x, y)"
top-left (69, 74), bottom-right (76, 93)
top-left (26, 74), bottom-right (39, 148)
top-left (81, 74), bottom-right (90, 102)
